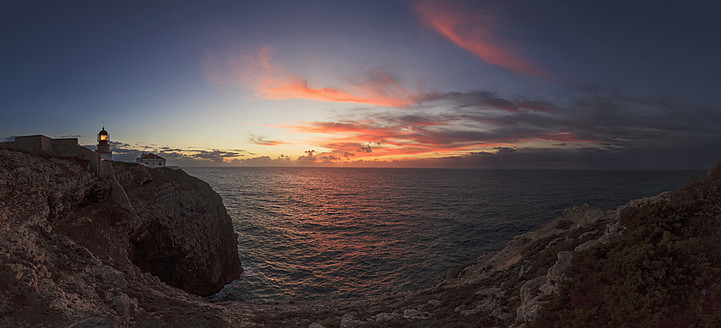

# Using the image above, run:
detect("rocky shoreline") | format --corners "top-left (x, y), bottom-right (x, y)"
top-left (226, 197), bottom-right (663, 327)
top-left (0, 147), bottom-right (708, 327)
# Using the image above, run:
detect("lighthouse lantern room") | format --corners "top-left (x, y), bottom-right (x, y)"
top-left (95, 127), bottom-right (112, 160)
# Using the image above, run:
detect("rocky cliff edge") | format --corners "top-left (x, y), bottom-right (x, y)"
top-left (0, 149), bottom-right (242, 326)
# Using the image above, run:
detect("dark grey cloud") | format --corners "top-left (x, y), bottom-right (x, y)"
top-left (421, 91), bottom-right (519, 112)
top-left (296, 84), bottom-right (721, 169)
top-left (83, 141), bottom-right (246, 166)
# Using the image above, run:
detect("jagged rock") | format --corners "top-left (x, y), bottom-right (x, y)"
top-left (517, 276), bottom-right (550, 324)
top-left (96, 266), bottom-right (128, 289)
top-left (426, 299), bottom-right (441, 306)
top-left (403, 308), bottom-right (433, 320)
top-left (544, 237), bottom-right (563, 249)
top-left (309, 323), bottom-right (326, 328)
top-left (516, 295), bottom-right (546, 323)
top-left (574, 239), bottom-right (600, 252)
top-left (112, 293), bottom-right (136, 314)
top-left (476, 287), bottom-right (501, 297)
top-left (375, 312), bottom-right (402, 323)
top-left (577, 205), bottom-right (605, 227)
top-left (578, 230), bottom-right (599, 240)
top-left (543, 251), bottom-right (573, 296)
top-left (597, 219), bottom-right (622, 245)
top-left (547, 251), bottom-right (572, 282)
top-left (340, 313), bottom-right (364, 328)
top-left (600, 231), bottom-right (619, 244)
top-left (519, 276), bottom-right (547, 303)
top-left (518, 263), bottom-right (533, 279)
top-left (492, 307), bottom-right (515, 322)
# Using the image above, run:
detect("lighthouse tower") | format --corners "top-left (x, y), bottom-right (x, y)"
top-left (96, 127), bottom-right (112, 160)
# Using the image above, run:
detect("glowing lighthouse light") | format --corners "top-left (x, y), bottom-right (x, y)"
top-left (95, 127), bottom-right (112, 160)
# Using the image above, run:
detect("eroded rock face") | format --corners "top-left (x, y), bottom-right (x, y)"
top-left (0, 149), bottom-right (241, 325)
top-left (113, 162), bottom-right (242, 296)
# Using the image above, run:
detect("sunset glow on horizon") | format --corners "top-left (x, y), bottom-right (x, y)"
top-left (2, 0), bottom-right (720, 169)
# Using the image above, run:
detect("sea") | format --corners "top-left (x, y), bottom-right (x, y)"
top-left (183, 167), bottom-right (703, 302)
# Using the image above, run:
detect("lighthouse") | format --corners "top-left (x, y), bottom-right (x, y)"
top-left (96, 127), bottom-right (112, 160)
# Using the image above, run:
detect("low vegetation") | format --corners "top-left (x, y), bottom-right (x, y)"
top-left (536, 165), bottom-right (721, 327)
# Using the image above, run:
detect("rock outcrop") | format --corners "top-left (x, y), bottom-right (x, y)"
top-left (113, 161), bottom-right (242, 296)
top-left (0, 149), bottom-right (242, 326)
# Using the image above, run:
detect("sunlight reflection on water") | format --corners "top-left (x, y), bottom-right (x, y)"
top-left (185, 167), bottom-right (701, 302)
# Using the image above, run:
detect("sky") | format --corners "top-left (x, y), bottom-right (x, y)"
top-left (1, 0), bottom-right (720, 169)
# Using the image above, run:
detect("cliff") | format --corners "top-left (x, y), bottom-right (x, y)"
top-left (113, 161), bottom-right (242, 296)
top-left (0, 149), bottom-right (242, 326)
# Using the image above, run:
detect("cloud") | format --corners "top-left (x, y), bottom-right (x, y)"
top-left (249, 133), bottom-right (286, 146)
top-left (272, 85), bottom-right (721, 169)
top-left (236, 155), bottom-right (293, 167)
top-left (420, 91), bottom-right (526, 112)
top-left (415, 0), bottom-right (550, 79)
top-left (186, 149), bottom-right (245, 163)
top-left (204, 45), bottom-right (418, 107)
top-left (84, 141), bottom-right (247, 166)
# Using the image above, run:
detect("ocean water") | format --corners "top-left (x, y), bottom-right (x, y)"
top-left (184, 167), bottom-right (702, 302)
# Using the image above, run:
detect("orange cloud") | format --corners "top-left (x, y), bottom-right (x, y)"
top-left (282, 119), bottom-right (517, 162)
top-left (204, 45), bottom-right (416, 107)
top-left (416, 0), bottom-right (550, 79)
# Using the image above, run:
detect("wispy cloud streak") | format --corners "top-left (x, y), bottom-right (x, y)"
top-left (204, 45), bottom-right (417, 107)
top-left (415, 0), bottom-right (550, 79)
top-left (249, 133), bottom-right (286, 146)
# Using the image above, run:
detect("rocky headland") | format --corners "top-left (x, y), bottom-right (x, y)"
top-left (2, 146), bottom-right (720, 327)
top-left (0, 148), bottom-right (242, 326)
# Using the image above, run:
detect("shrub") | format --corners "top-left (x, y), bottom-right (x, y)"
top-left (535, 170), bottom-right (721, 328)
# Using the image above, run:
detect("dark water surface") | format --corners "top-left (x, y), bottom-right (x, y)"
top-left (184, 167), bottom-right (702, 302)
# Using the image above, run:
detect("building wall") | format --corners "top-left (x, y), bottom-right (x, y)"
top-left (140, 159), bottom-right (165, 167)
top-left (51, 138), bottom-right (80, 154)
top-left (14, 135), bottom-right (52, 152)
top-left (0, 135), bottom-right (101, 174)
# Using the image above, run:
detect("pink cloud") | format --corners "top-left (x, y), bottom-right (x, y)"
top-left (204, 45), bottom-right (417, 107)
top-left (416, 0), bottom-right (551, 79)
